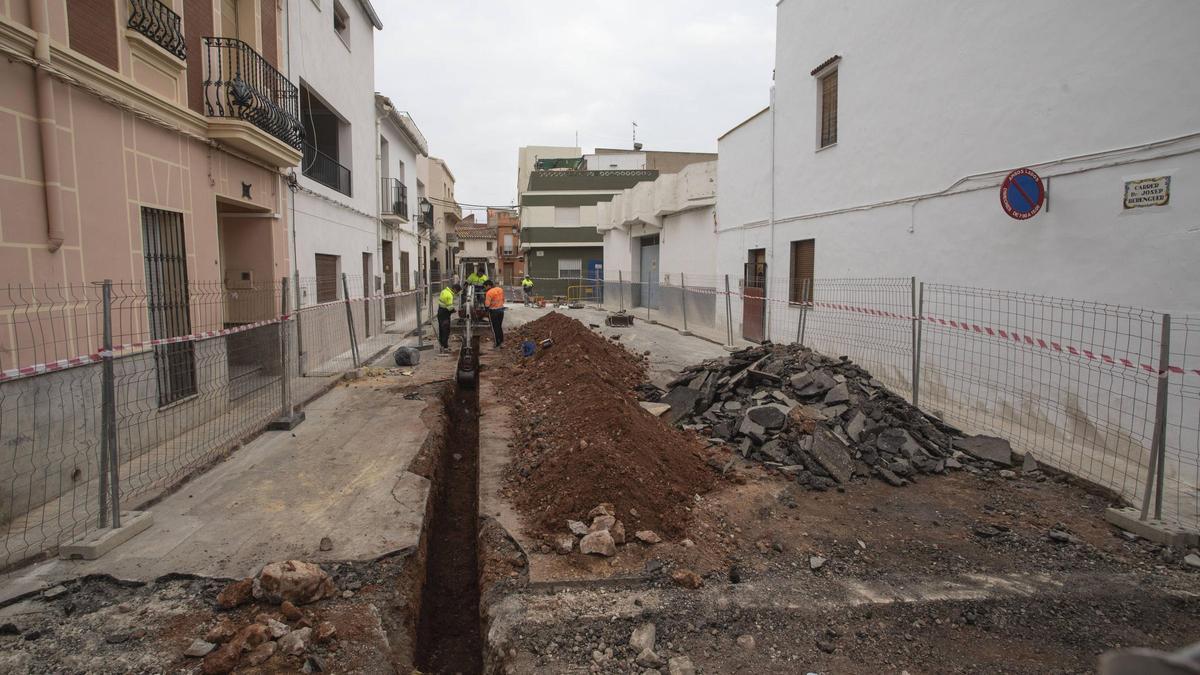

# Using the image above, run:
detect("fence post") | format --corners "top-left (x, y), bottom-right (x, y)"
top-left (912, 277), bottom-right (923, 407)
top-left (293, 271), bottom-right (305, 376)
top-left (618, 270), bottom-right (625, 312)
top-left (723, 274), bottom-right (735, 349)
top-left (97, 280), bottom-right (114, 528)
top-left (270, 277), bottom-right (304, 430)
top-left (342, 273), bottom-right (360, 368)
top-left (679, 273), bottom-right (692, 336)
top-left (1140, 313), bottom-right (1171, 521)
top-left (415, 284), bottom-right (428, 350)
top-left (797, 279), bottom-right (810, 347)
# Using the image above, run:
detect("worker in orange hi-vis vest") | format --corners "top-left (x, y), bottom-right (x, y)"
top-left (483, 279), bottom-right (505, 348)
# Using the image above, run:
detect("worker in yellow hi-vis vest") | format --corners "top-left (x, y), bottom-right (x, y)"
top-left (436, 283), bottom-right (461, 355)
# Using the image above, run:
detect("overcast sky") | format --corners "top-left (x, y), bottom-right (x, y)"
top-left (372, 1), bottom-right (777, 214)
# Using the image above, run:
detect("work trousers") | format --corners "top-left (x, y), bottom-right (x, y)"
top-left (523, 288), bottom-right (533, 304)
top-left (489, 308), bottom-right (505, 347)
top-left (437, 307), bottom-right (452, 348)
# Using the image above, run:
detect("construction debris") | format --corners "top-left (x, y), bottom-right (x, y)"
top-left (502, 313), bottom-right (714, 540)
top-left (659, 343), bottom-right (996, 490)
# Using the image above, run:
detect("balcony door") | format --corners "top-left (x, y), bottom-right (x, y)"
top-left (221, 0), bottom-right (240, 40)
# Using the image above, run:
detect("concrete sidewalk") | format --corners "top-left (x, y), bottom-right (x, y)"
top-left (0, 350), bottom-right (456, 603)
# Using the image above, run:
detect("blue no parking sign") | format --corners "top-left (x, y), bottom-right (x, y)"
top-left (1000, 168), bottom-right (1045, 220)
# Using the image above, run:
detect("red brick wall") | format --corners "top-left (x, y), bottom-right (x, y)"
top-left (68, 0), bottom-right (118, 71)
top-left (183, 0), bottom-right (214, 114)
top-left (260, 0), bottom-right (277, 67)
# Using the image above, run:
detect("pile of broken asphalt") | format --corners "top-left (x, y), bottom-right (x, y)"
top-left (653, 342), bottom-right (1024, 490)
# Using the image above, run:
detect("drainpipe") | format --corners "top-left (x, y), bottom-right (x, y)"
top-left (30, 0), bottom-right (65, 252)
top-left (766, 84), bottom-right (777, 339)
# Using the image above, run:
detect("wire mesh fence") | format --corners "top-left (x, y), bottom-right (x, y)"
top-left (591, 270), bottom-right (1199, 532)
top-left (0, 276), bottom-right (424, 569)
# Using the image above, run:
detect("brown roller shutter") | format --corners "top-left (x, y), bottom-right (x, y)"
top-left (68, 0), bottom-right (118, 71)
top-left (789, 239), bottom-right (815, 303)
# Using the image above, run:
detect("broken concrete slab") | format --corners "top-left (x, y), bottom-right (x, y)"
top-left (809, 428), bottom-right (855, 484)
top-left (662, 387), bottom-right (704, 424)
top-left (639, 401), bottom-right (672, 417)
top-left (954, 435), bottom-right (1014, 466)
top-left (1104, 507), bottom-right (1200, 548)
top-left (746, 405), bottom-right (788, 430)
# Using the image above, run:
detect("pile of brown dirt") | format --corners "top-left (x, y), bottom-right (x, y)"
top-left (499, 312), bottom-right (714, 540)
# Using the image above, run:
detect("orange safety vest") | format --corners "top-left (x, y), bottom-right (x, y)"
top-left (484, 286), bottom-right (505, 309)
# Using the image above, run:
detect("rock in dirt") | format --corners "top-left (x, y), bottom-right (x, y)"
top-left (303, 655), bottom-right (326, 673)
top-left (184, 638), bottom-right (216, 657)
top-left (668, 655), bottom-right (697, 675)
top-left (567, 520), bottom-right (589, 536)
top-left (278, 626), bottom-right (312, 656)
top-left (267, 619), bottom-right (291, 639)
top-left (280, 601), bottom-right (304, 622)
top-left (630, 622), bottom-right (656, 652)
top-left (216, 578), bottom-right (253, 610)
top-left (671, 568), bottom-right (703, 589)
top-left (1022, 452), bottom-right (1039, 473)
top-left (204, 620), bottom-right (238, 644)
top-left (736, 634), bottom-right (756, 650)
top-left (244, 640), bottom-right (276, 667)
top-left (201, 644), bottom-right (241, 674)
top-left (590, 515), bottom-right (616, 532)
top-left (318, 536), bottom-right (333, 552)
top-left (611, 520), bottom-right (627, 545)
top-left (1184, 553), bottom-right (1200, 569)
top-left (954, 435), bottom-right (1013, 466)
top-left (635, 530), bottom-right (662, 544)
top-left (234, 623), bottom-right (271, 651)
top-left (636, 648), bottom-right (665, 668)
top-left (640, 401), bottom-right (672, 417)
top-left (588, 503), bottom-right (616, 518)
top-left (810, 556), bottom-right (827, 571)
top-left (580, 530), bottom-right (617, 556)
top-left (552, 534), bottom-right (574, 554)
top-left (254, 561), bottom-right (336, 605)
top-left (314, 621), bottom-right (337, 644)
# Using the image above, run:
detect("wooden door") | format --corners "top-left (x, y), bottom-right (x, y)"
top-left (742, 249), bottom-right (767, 343)
top-left (382, 240), bottom-right (395, 321)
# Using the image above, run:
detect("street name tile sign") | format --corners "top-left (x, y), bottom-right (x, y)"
top-left (1123, 176), bottom-right (1170, 209)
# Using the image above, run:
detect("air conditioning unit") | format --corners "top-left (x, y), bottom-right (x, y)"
top-left (226, 270), bottom-right (254, 289)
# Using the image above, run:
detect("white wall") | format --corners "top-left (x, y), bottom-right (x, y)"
top-left (585, 152), bottom-right (646, 170)
top-left (287, 0), bottom-right (380, 295)
top-left (378, 115), bottom-right (422, 293)
top-left (731, 0), bottom-right (1200, 313)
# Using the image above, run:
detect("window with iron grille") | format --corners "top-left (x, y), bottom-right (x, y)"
top-left (789, 239), bottom-right (815, 303)
top-left (819, 69), bottom-right (838, 148)
top-left (141, 207), bottom-right (197, 406)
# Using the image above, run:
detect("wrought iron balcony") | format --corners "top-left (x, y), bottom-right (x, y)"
top-left (302, 143), bottom-right (351, 196)
top-left (202, 37), bottom-right (302, 151)
top-left (127, 0), bottom-right (186, 60)
top-left (381, 178), bottom-right (408, 219)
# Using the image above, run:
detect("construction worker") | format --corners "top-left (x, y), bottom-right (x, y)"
top-left (436, 283), bottom-right (461, 355)
top-left (484, 279), bottom-right (505, 348)
top-left (521, 274), bottom-right (534, 306)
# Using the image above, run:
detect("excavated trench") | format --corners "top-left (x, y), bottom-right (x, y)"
top-left (412, 335), bottom-right (484, 674)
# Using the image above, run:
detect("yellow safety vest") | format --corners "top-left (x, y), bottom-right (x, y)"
top-left (438, 287), bottom-right (456, 309)
top-left (522, 278), bottom-right (534, 288)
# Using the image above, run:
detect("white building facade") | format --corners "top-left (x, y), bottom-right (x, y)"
top-left (376, 94), bottom-right (428, 303)
top-left (718, 0), bottom-right (1200, 316)
top-left (285, 0), bottom-right (383, 306)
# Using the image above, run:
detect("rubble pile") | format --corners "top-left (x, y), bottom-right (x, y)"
top-left (660, 343), bottom-right (1012, 490)
top-left (196, 560), bottom-right (340, 674)
top-left (502, 312), bottom-right (714, 540)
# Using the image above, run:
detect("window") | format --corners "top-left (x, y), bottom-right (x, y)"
top-left (556, 206), bottom-right (580, 226)
top-left (458, 241), bottom-right (464, 251)
top-left (503, 233), bottom-right (514, 255)
top-left (789, 239), bottom-right (815, 303)
top-left (558, 258), bottom-right (582, 278)
top-left (141, 207), bottom-right (197, 406)
top-left (818, 69), bottom-right (838, 148)
top-left (486, 241), bottom-right (494, 251)
top-left (332, 1), bottom-right (350, 44)
top-left (301, 86), bottom-right (352, 196)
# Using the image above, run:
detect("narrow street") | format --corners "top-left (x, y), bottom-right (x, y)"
top-left (0, 1), bottom-right (1198, 674)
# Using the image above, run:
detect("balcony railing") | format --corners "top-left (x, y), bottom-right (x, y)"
top-left (202, 37), bottom-right (302, 150)
top-left (381, 178), bottom-right (408, 218)
top-left (127, 0), bottom-right (186, 60)
top-left (303, 143), bottom-right (351, 196)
